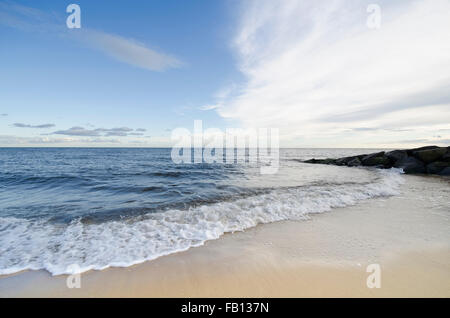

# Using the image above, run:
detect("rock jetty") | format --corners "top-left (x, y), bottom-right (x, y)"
top-left (303, 146), bottom-right (450, 175)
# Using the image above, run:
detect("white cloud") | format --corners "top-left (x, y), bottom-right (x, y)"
top-left (199, 104), bottom-right (220, 111)
top-left (216, 0), bottom-right (450, 147)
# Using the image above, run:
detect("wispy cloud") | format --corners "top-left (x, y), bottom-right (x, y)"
top-left (214, 0), bottom-right (450, 147)
top-left (199, 104), bottom-right (220, 111)
top-left (80, 30), bottom-right (182, 72)
top-left (0, 2), bottom-right (182, 72)
top-left (14, 123), bottom-right (55, 129)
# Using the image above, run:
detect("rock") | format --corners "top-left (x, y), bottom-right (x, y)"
top-left (386, 150), bottom-right (407, 163)
top-left (363, 156), bottom-right (391, 167)
top-left (406, 145), bottom-right (439, 155)
top-left (335, 157), bottom-right (352, 166)
top-left (363, 156), bottom-right (392, 168)
top-left (441, 151), bottom-right (450, 163)
top-left (361, 152), bottom-right (391, 167)
top-left (347, 157), bottom-right (362, 167)
top-left (394, 156), bottom-right (426, 174)
top-left (304, 158), bottom-right (335, 165)
top-left (362, 152), bottom-right (385, 160)
top-left (437, 167), bottom-right (450, 176)
top-left (321, 158), bottom-right (337, 165)
top-left (412, 147), bottom-right (447, 164)
top-left (301, 146), bottom-right (450, 176)
top-left (426, 161), bottom-right (450, 174)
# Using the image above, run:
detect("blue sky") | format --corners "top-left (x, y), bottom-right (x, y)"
top-left (1, 0), bottom-right (450, 147)
top-left (0, 0), bottom-right (242, 146)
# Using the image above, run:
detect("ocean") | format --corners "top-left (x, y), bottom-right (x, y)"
top-left (0, 148), bottom-right (404, 275)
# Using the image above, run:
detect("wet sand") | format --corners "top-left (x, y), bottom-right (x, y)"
top-left (1, 174), bottom-right (449, 297)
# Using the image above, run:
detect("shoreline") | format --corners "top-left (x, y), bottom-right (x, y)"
top-left (1, 174), bottom-right (449, 297)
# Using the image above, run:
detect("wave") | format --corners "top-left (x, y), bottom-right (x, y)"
top-left (0, 168), bottom-right (404, 276)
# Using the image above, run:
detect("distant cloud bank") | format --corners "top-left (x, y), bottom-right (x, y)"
top-left (52, 126), bottom-right (145, 137)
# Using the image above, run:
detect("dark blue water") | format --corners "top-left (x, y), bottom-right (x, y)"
top-left (0, 148), bottom-right (402, 275)
top-left (0, 148), bottom-right (258, 224)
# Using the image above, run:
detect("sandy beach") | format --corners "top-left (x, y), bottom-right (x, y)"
top-left (0, 173), bottom-right (448, 297)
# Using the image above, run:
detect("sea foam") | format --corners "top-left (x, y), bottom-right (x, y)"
top-left (0, 168), bottom-right (404, 276)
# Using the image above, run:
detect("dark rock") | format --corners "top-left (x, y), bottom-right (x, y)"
top-left (412, 145), bottom-right (440, 151)
top-left (406, 145), bottom-right (439, 155)
top-left (321, 158), bottom-right (337, 165)
top-left (304, 158), bottom-right (335, 165)
top-left (347, 157), bottom-right (362, 167)
top-left (412, 147), bottom-right (447, 164)
top-left (362, 152), bottom-right (385, 160)
top-left (361, 152), bottom-right (391, 167)
top-left (357, 154), bottom-right (369, 160)
top-left (386, 150), bottom-right (407, 163)
top-left (335, 157), bottom-right (353, 166)
top-left (394, 156), bottom-right (426, 174)
top-left (304, 158), bottom-right (318, 164)
top-left (301, 146), bottom-right (450, 176)
top-left (426, 161), bottom-right (450, 174)
top-left (363, 156), bottom-right (391, 167)
top-left (441, 151), bottom-right (450, 163)
top-left (437, 167), bottom-right (450, 176)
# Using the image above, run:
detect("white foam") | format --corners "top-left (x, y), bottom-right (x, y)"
top-left (0, 168), bottom-right (404, 276)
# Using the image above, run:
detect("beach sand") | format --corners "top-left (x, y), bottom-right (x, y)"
top-left (1, 174), bottom-right (449, 297)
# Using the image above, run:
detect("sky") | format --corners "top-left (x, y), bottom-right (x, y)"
top-left (0, 0), bottom-right (449, 148)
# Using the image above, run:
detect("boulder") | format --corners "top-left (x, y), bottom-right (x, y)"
top-left (426, 161), bottom-right (450, 174)
top-left (363, 156), bottom-right (391, 167)
top-left (437, 167), bottom-right (450, 176)
top-left (407, 145), bottom-right (439, 155)
top-left (412, 147), bottom-right (447, 164)
top-left (347, 157), bottom-right (362, 167)
top-left (304, 158), bottom-right (335, 165)
top-left (362, 151), bottom-right (385, 160)
top-left (394, 156), bottom-right (426, 174)
top-left (386, 150), bottom-right (407, 163)
top-left (441, 151), bottom-right (450, 163)
top-left (361, 152), bottom-right (391, 167)
top-left (335, 157), bottom-right (353, 166)
top-left (321, 158), bottom-right (337, 165)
